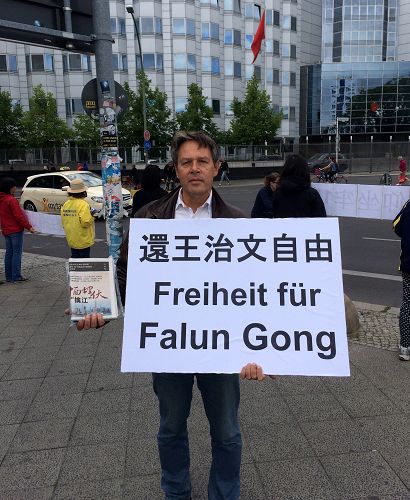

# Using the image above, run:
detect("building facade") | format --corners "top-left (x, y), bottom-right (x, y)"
top-left (0, 0), bottom-right (322, 145)
top-left (300, 0), bottom-right (410, 141)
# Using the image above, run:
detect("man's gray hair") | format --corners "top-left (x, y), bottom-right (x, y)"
top-left (171, 131), bottom-right (219, 165)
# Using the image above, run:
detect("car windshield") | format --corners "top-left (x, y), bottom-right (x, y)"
top-left (65, 172), bottom-right (102, 187)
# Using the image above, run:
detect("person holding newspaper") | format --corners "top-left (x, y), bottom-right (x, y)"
top-left (76, 131), bottom-right (266, 500)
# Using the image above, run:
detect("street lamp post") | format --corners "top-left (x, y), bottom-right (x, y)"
top-left (336, 117), bottom-right (349, 164)
top-left (126, 5), bottom-right (148, 163)
top-left (389, 135), bottom-right (393, 172)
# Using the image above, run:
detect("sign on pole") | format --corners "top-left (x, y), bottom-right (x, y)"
top-left (144, 140), bottom-right (152, 150)
top-left (121, 218), bottom-right (350, 377)
top-left (144, 130), bottom-right (151, 141)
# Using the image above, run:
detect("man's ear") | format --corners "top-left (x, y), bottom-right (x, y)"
top-left (215, 161), bottom-right (221, 175)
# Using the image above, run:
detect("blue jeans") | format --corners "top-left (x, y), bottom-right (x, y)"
top-left (4, 231), bottom-right (24, 282)
top-left (152, 373), bottom-right (242, 500)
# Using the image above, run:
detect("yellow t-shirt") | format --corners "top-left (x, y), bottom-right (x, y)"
top-left (61, 197), bottom-right (95, 249)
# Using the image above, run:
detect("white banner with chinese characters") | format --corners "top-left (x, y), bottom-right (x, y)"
top-left (121, 218), bottom-right (349, 377)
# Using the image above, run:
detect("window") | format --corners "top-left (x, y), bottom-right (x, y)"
top-left (266, 68), bottom-right (279, 84)
top-left (282, 72), bottom-right (289, 85)
top-left (202, 22), bottom-right (219, 40)
top-left (112, 54), bottom-right (128, 71)
top-left (110, 18), bottom-right (126, 35)
top-left (0, 54), bottom-right (17, 72)
top-left (225, 61), bottom-right (241, 77)
top-left (245, 35), bottom-right (253, 49)
top-left (290, 44), bottom-right (296, 59)
top-left (282, 106), bottom-right (289, 119)
top-left (245, 4), bottom-right (261, 19)
top-left (224, 29), bottom-right (241, 45)
top-left (175, 98), bottom-right (188, 113)
top-left (203, 57), bottom-right (220, 74)
top-left (224, 0), bottom-right (241, 12)
top-left (137, 53), bottom-right (163, 71)
top-left (26, 54), bottom-right (54, 72)
top-left (246, 65), bottom-right (261, 80)
top-left (140, 17), bottom-right (162, 34)
top-left (173, 18), bottom-right (195, 36)
top-left (200, 0), bottom-right (219, 4)
top-left (290, 72), bottom-right (296, 87)
top-left (289, 106), bottom-right (296, 121)
top-left (283, 15), bottom-right (297, 31)
top-left (225, 100), bottom-right (234, 115)
top-left (282, 45), bottom-right (289, 58)
top-left (70, 54), bottom-right (92, 71)
top-left (266, 40), bottom-right (280, 55)
top-left (211, 99), bottom-right (220, 115)
top-left (266, 10), bottom-right (280, 26)
top-left (174, 53), bottom-right (196, 71)
top-left (27, 176), bottom-right (54, 189)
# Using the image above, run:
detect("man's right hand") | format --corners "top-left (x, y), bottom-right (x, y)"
top-left (76, 313), bottom-right (106, 331)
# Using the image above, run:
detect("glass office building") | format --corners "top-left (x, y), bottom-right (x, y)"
top-left (301, 61), bottom-right (410, 136)
top-left (300, 0), bottom-right (410, 140)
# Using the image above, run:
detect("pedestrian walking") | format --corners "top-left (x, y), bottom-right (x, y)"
top-left (399, 155), bottom-right (407, 174)
top-left (218, 158), bottom-right (230, 185)
top-left (61, 178), bottom-right (95, 258)
top-left (0, 177), bottom-right (35, 283)
top-left (75, 131), bottom-right (267, 500)
top-left (163, 161), bottom-right (176, 191)
top-left (131, 164), bottom-right (167, 216)
top-left (393, 200), bottom-right (410, 360)
top-left (272, 154), bottom-right (326, 218)
top-left (251, 172), bottom-right (279, 218)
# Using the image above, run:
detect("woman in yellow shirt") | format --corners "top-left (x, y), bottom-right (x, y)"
top-left (61, 178), bottom-right (95, 258)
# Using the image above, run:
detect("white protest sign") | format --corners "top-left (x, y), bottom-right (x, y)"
top-left (122, 218), bottom-right (349, 377)
top-left (25, 210), bottom-right (65, 236)
top-left (314, 183), bottom-right (358, 217)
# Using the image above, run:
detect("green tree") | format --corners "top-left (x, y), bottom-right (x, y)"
top-left (22, 85), bottom-right (71, 148)
top-left (72, 113), bottom-right (100, 148)
top-left (0, 90), bottom-right (24, 149)
top-left (176, 83), bottom-right (220, 139)
top-left (228, 75), bottom-right (282, 144)
top-left (118, 75), bottom-right (175, 150)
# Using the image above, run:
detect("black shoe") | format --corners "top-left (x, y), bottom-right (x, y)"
top-left (15, 277), bottom-right (29, 282)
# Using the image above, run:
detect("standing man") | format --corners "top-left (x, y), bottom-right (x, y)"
top-left (77, 131), bottom-right (264, 499)
top-left (61, 178), bottom-right (95, 258)
top-left (218, 158), bottom-right (230, 186)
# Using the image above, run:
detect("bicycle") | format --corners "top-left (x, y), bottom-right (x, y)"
top-left (314, 168), bottom-right (347, 184)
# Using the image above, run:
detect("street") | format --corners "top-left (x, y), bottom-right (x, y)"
top-left (0, 179), bottom-right (403, 308)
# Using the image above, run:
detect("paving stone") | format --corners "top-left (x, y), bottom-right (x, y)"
top-left (0, 378), bottom-right (42, 401)
top-left (47, 357), bottom-right (93, 377)
top-left (85, 369), bottom-right (133, 392)
top-left (14, 346), bottom-right (61, 363)
top-left (24, 334), bottom-right (66, 348)
top-left (78, 388), bottom-right (131, 416)
top-left (24, 393), bottom-right (82, 422)
top-left (58, 443), bottom-right (126, 484)
top-left (1, 487), bottom-right (54, 500)
top-left (3, 360), bottom-right (52, 381)
top-left (0, 398), bottom-right (32, 425)
top-left (0, 424), bottom-right (19, 461)
top-left (53, 479), bottom-right (124, 500)
top-left (10, 418), bottom-right (74, 452)
top-left (321, 450), bottom-right (409, 498)
top-left (35, 373), bottom-right (88, 399)
top-left (0, 448), bottom-right (65, 490)
top-left (69, 412), bottom-right (129, 446)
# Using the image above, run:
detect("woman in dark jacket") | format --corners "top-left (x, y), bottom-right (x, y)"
top-left (131, 164), bottom-right (167, 217)
top-left (272, 154), bottom-right (326, 218)
top-left (251, 172), bottom-right (279, 218)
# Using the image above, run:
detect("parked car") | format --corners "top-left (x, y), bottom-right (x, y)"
top-left (20, 171), bottom-right (132, 217)
top-left (256, 154), bottom-right (282, 161)
top-left (307, 153), bottom-right (347, 172)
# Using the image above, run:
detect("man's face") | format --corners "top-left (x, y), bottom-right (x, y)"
top-left (175, 141), bottom-right (219, 204)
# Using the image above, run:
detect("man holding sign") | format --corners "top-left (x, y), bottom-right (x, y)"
top-left (77, 131), bottom-right (264, 500)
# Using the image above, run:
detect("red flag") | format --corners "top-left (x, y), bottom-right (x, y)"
top-left (251, 11), bottom-right (265, 64)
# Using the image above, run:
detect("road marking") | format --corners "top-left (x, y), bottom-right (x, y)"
top-left (362, 237), bottom-right (400, 242)
top-left (343, 269), bottom-right (401, 281)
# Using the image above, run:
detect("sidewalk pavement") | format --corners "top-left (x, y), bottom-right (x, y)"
top-left (0, 251), bottom-right (409, 500)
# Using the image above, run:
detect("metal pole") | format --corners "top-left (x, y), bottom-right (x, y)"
top-left (349, 135), bottom-right (353, 174)
top-left (370, 136), bottom-right (373, 173)
top-left (336, 118), bottom-right (339, 164)
top-left (389, 135), bottom-right (392, 172)
top-left (63, 0), bottom-right (73, 32)
top-left (92, 0), bottom-right (123, 260)
top-left (127, 6), bottom-right (148, 163)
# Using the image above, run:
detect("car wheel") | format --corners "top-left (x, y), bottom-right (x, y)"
top-left (24, 201), bottom-right (37, 212)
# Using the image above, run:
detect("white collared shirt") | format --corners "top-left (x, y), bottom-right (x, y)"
top-left (174, 188), bottom-right (213, 219)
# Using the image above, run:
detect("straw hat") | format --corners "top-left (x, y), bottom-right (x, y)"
top-left (67, 178), bottom-right (87, 194)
